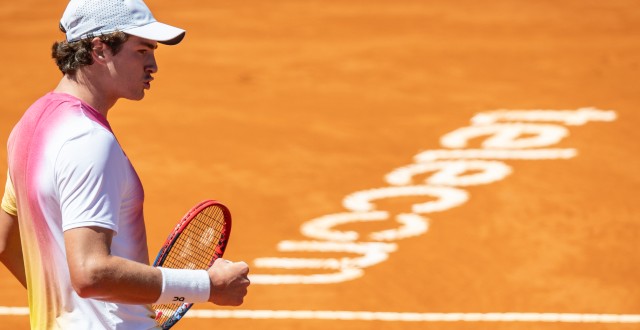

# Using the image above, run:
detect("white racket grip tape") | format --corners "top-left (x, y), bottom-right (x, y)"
top-left (155, 267), bottom-right (211, 304)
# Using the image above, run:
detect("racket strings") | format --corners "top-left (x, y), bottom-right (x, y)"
top-left (163, 206), bottom-right (226, 269)
top-left (153, 205), bottom-right (229, 327)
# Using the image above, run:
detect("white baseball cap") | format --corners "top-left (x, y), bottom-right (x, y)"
top-left (60, 0), bottom-right (185, 45)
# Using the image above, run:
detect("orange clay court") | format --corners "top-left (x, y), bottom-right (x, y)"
top-left (0, 0), bottom-right (639, 329)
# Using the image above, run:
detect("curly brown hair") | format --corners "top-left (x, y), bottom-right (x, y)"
top-left (51, 32), bottom-right (129, 75)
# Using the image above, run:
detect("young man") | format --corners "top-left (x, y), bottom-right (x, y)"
top-left (0, 0), bottom-right (250, 328)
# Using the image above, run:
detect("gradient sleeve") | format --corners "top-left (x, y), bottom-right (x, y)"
top-left (56, 128), bottom-right (127, 233)
top-left (1, 170), bottom-right (17, 216)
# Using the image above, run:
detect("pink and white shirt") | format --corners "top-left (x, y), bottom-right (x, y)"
top-left (6, 92), bottom-right (158, 329)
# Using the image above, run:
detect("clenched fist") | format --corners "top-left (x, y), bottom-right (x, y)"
top-left (208, 258), bottom-right (250, 306)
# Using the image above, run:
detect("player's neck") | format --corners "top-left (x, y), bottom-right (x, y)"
top-left (54, 74), bottom-right (118, 118)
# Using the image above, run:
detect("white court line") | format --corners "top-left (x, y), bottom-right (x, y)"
top-left (0, 307), bottom-right (28, 315)
top-left (1, 307), bottom-right (639, 323)
top-left (183, 310), bottom-right (640, 323)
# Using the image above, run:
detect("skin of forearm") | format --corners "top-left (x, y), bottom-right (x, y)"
top-left (65, 226), bottom-right (163, 304)
top-left (74, 255), bottom-right (163, 304)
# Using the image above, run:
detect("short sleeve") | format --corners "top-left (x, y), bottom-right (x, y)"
top-left (56, 128), bottom-right (127, 233)
top-left (1, 170), bottom-right (17, 216)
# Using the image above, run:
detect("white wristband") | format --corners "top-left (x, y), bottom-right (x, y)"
top-left (155, 267), bottom-right (211, 304)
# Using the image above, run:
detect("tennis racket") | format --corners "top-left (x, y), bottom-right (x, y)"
top-left (152, 200), bottom-right (232, 329)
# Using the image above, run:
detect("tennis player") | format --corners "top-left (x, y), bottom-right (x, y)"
top-left (0, 0), bottom-right (249, 328)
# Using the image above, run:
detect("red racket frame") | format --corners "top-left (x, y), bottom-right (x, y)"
top-left (152, 200), bottom-right (232, 329)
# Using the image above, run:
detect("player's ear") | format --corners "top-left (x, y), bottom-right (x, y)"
top-left (90, 37), bottom-right (108, 64)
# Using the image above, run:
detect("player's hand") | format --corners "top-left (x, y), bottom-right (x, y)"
top-left (207, 258), bottom-right (250, 306)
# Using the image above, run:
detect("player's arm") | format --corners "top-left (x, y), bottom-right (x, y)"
top-left (64, 226), bottom-right (249, 305)
top-left (0, 173), bottom-right (26, 288)
top-left (64, 226), bottom-right (162, 303)
top-left (0, 210), bottom-right (26, 288)
top-left (59, 130), bottom-right (248, 305)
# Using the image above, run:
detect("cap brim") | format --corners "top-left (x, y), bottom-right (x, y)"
top-left (125, 21), bottom-right (185, 45)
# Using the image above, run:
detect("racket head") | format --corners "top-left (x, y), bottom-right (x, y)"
top-left (152, 200), bottom-right (232, 329)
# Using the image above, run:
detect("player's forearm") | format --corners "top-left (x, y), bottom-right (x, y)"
top-left (0, 210), bottom-right (26, 288)
top-left (65, 226), bottom-right (214, 305)
top-left (71, 255), bottom-right (163, 304)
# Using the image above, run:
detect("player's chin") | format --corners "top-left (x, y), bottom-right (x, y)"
top-left (125, 91), bottom-right (146, 101)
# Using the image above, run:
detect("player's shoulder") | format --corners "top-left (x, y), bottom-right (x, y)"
top-left (35, 93), bottom-right (118, 158)
top-left (22, 92), bottom-right (110, 132)
top-left (43, 92), bottom-right (114, 136)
